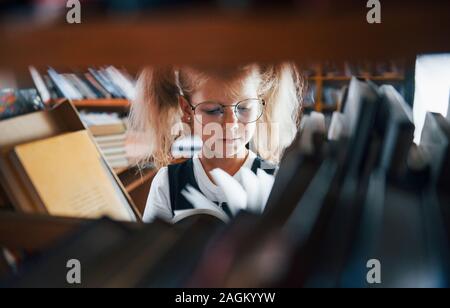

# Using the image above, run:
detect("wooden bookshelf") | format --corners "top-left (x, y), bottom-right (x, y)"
top-left (306, 63), bottom-right (406, 113)
top-left (310, 76), bottom-right (404, 82)
top-left (51, 98), bottom-right (130, 109)
top-left (1, 3), bottom-right (450, 68)
top-left (71, 99), bottom-right (130, 108)
top-left (0, 211), bottom-right (142, 252)
top-left (0, 211), bottom-right (88, 251)
top-left (119, 167), bottom-right (156, 215)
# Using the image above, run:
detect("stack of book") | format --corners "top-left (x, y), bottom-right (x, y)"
top-left (29, 66), bottom-right (136, 103)
top-left (79, 112), bottom-right (130, 169)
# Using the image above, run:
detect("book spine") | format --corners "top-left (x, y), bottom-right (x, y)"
top-left (104, 66), bottom-right (135, 100)
top-left (88, 68), bottom-right (122, 98)
top-left (43, 75), bottom-right (61, 99)
top-left (84, 73), bottom-right (111, 99)
top-left (98, 68), bottom-right (127, 99)
top-left (70, 74), bottom-right (98, 99)
top-left (47, 68), bottom-right (83, 100)
top-left (29, 66), bottom-right (51, 104)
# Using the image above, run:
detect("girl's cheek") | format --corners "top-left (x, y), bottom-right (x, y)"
top-left (243, 123), bottom-right (257, 143)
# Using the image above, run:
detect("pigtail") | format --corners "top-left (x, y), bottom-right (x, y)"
top-left (128, 67), bottom-right (183, 169)
top-left (251, 62), bottom-right (304, 163)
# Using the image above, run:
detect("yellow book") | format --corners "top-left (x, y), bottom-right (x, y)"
top-left (11, 130), bottom-right (136, 221)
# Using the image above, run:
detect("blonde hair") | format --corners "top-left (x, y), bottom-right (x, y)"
top-left (129, 63), bottom-right (304, 169)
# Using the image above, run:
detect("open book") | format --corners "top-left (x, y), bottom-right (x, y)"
top-left (175, 167), bottom-right (276, 224)
top-left (172, 208), bottom-right (230, 224)
top-left (9, 130), bottom-right (137, 221)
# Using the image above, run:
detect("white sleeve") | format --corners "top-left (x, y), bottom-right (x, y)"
top-left (143, 167), bottom-right (173, 223)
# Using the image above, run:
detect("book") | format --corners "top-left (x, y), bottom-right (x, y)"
top-left (10, 130), bottom-right (136, 221)
top-left (101, 147), bottom-right (127, 157)
top-left (88, 68), bottom-right (123, 99)
top-left (47, 68), bottom-right (83, 100)
top-left (43, 75), bottom-right (61, 99)
top-left (64, 74), bottom-right (97, 99)
top-left (84, 73), bottom-right (111, 99)
top-left (420, 112), bottom-right (450, 191)
top-left (80, 111), bottom-right (127, 136)
top-left (28, 67), bottom-right (136, 101)
top-left (378, 85), bottom-right (415, 179)
top-left (89, 123), bottom-right (127, 136)
top-left (299, 112), bottom-right (326, 155)
top-left (328, 112), bottom-right (348, 141)
top-left (28, 66), bottom-right (51, 104)
top-left (98, 68), bottom-right (127, 98)
top-left (94, 139), bottom-right (126, 149)
top-left (104, 66), bottom-right (136, 101)
top-left (447, 93), bottom-right (450, 121)
top-left (0, 89), bottom-right (45, 121)
top-left (106, 158), bottom-right (130, 169)
top-left (171, 209), bottom-right (229, 224)
top-left (94, 133), bottom-right (127, 144)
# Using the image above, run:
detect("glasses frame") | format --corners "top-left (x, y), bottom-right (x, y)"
top-left (184, 97), bottom-right (266, 124)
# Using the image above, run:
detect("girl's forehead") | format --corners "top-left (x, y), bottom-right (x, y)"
top-left (191, 76), bottom-right (258, 103)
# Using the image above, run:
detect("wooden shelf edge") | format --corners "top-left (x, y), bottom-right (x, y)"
top-left (308, 76), bottom-right (404, 81)
top-left (125, 170), bottom-right (157, 193)
top-left (50, 99), bottom-right (130, 108)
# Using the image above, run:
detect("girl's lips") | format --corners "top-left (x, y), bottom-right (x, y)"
top-left (220, 137), bottom-right (242, 142)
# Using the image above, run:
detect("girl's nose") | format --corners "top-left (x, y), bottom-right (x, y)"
top-left (222, 107), bottom-right (239, 125)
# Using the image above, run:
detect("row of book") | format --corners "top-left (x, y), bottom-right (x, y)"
top-left (323, 61), bottom-right (405, 78)
top-left (303, 84), bottom-right (347, 108)
top-left (2, 78), bottom-right (449, 287)
top-left (305, 83), bottom-right (406, 111)
top-left (79, 112), bottom-right (131, 169)
top-left (29, 66), bottom-right (136, 103)
top-left (301, 61), bottom-right (405, 78)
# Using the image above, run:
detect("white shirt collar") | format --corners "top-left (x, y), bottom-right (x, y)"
top-left (192, 150), bottom-right (257, 202)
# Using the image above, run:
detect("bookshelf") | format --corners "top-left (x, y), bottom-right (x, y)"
top-left (304, 62), bottom-right (406, 113)
top-left (0, 211), bottom-right (141, 252)
top-left (51, 99), bottom-right (130, 109)
top-left (0, 211), bottom-right (87, 251)
top-left (1, 4), bottom-right (450, 69)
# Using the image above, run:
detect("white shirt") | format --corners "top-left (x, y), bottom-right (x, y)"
top-left (143, 151), bottom-right (258, 222)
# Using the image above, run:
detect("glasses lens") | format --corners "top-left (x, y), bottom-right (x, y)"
top-left (194, 102), bottom-right (223, 123)
top-left (236, 99), bottom-right (264, 123)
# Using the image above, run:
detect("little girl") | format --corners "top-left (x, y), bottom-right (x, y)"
top-left (129, 63), bottom-right (303, 222)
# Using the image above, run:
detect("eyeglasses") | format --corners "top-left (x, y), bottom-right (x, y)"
top-left (186, 98), bottom-right (265, 124)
